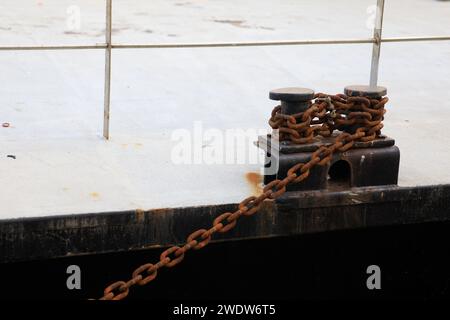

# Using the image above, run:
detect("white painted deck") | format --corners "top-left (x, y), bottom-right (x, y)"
top-left (1, 0), bottom-right (450, 219)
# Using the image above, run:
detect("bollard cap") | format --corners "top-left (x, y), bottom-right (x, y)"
top-left (344, 85), bottom-right (387, 98)
top-left (269, 87), bottom-right (315, 102)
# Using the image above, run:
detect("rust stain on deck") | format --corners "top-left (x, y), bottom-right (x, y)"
top-left (90, 192), bottom-right (100, 199)
top-left (245, 172), bottom-right (263, 196)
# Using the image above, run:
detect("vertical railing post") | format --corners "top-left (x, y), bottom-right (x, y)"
top-left (103, 0), bottom-right (112, 139)
top-left (369, 0), bottom-right (385, 87)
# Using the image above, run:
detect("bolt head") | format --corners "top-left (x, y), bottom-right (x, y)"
top-left (269, 87), bottom-right (315, 102)
top-left (344, 85), bottom-right (387, 98)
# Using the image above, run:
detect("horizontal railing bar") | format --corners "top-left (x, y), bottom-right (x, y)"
top-left (382, 36), bottom-right (450, 43)
top-left (0, 44), bottom-right (107, 51)
top-left (112, 38), bottom-right (375, 48)
top-left (1, 36), bottom-right (449, 51)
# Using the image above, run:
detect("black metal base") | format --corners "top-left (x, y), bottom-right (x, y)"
top-left (258, 133), bottom-right (400, 191)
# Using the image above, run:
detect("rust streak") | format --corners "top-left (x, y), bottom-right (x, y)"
top-left (245, 172), bottom-right (263, 196)
top-left (135, 209), bottom-right (145, 223)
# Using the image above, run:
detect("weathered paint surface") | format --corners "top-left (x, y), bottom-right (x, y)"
top-left (1, 184), bottom-right (450, 263)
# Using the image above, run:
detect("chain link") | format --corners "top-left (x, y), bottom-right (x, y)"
top-left (97, 91), bottom-right (388, 300)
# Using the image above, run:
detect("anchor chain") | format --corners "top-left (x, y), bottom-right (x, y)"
top-left (98, 92), bottom-right (388, 300)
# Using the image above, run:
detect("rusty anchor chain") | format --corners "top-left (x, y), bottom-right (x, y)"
top-left (268, 93), bottom-right (388, 144)
top-left (98, 89), bottom-right (388, 300)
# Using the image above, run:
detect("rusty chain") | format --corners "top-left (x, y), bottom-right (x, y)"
top-left (268, 93), bottom-right (387, 144)
top-left (98, 92), bottom-right (388, 300)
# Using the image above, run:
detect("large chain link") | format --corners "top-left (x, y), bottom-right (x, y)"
top-left (98, 92), bottom-right (388, 300)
